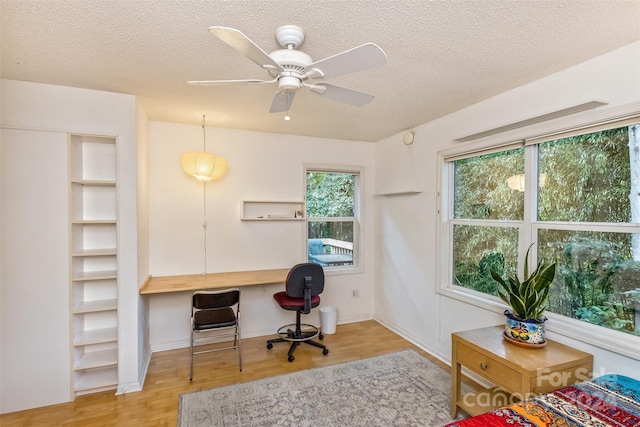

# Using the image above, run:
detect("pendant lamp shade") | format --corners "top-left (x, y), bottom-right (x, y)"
top-left (181, 151), bottom-right (228, 182)
top-left (180, 114), bottom-right (228, 182)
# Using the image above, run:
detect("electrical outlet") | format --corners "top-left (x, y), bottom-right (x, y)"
top-left (351, 289), bottom-right (359, 298)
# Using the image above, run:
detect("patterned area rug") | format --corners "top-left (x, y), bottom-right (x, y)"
top-left (178, 349), bottom-right (469, 426)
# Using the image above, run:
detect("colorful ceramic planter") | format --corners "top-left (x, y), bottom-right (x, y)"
top-left (503, 310), bottom-right (547, 348)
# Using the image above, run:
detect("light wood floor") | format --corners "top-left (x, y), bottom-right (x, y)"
top-left (1, 320), bottom-right (453, 426)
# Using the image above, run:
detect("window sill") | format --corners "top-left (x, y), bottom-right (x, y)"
top-left (438, 284), bottom-right (640, 361)
top-left (321, 263), bottom-right (364, 276)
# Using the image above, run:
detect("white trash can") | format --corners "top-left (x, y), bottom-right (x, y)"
top-left (319, 306), bottom-right (338, 334)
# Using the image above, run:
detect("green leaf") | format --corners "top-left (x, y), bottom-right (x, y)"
top-left (510, 295), bottom-right (527, 318)
top-left (490, 242), bottom-right (556, 321)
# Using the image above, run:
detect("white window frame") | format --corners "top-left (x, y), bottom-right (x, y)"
top-left (436, 106), bottom-right (640, 360)
top-left (304, 164), bottom-right (363, 275)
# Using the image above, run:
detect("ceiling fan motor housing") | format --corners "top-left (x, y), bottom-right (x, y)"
top-left (269, 49), bottom-right (313, 91)
top-left (269, 49), bottom-right (312, 68)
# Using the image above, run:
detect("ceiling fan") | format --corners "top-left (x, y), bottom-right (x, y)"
top-left (188, 25), bottom-right (387, 115)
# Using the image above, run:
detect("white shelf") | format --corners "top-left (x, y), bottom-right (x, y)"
top-left (74, 326), bottom-right (118, 346)
top-left (72, 270), bottom-right (117, 281)
top-left (71, 219), bottom-right (117, 224)
top-left (241, 200), bottom-right (305, 221)
top-left (74, 348), bottom-right (118, 370)
top-left (73, 298), bottom-right (117, 314)
top-left (71, 179), bottom-right (116, 186)
top-left (375, 190), bottom-right (423, 196)
top-left (73, 367), bottom-right (118, 393)
top-left (241, 217), bottom-right (306, 221)
top-left (72, 248), bottom-right (117, 257)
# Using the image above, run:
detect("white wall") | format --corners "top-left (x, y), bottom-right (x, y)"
top-left (135, 103), bottom-right (151, 389)
top-left (0, 80), bottom-right (143, 413)
top-left (147, 122), bottom-right (376, 351)
top-left (374, 42), bottom-right (640, 378)
top-left (1, 128), bottom-right (69, 412)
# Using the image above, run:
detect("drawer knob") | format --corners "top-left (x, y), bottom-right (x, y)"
top-left (480, 363), bottom-right (488, 370)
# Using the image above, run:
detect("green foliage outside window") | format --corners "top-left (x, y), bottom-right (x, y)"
top-left (541, 235), bottom-right (639, 335)
top-left (306, 171), bottom-right (355, 248)
top-left (454, 148), bottom-right (524, 221)
top-left (538, 129), bottom-right (631, 223)
top-left (306, 172), bottom-right (354, 217)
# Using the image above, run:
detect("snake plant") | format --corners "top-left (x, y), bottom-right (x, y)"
top-left (490, 244), bottom-right (556, 321)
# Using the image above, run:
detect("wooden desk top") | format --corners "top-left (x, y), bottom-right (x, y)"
top-left (139, 268), bottom-right (290, 295)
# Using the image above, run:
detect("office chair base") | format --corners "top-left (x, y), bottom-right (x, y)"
top-left (267, 337), bottom-right (329, 362)
top-left (274, 323), bottom-right (321, 341)
top-left (267, 323), bottom-right (329, 362)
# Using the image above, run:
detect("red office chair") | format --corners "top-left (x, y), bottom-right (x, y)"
top-left (266, 263), bottom-right (329, 362)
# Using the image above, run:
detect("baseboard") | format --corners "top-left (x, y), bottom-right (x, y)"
top-left (115, 347), bottom-right (151, 395)
top-left (373, 316), bottom-right (450, 365)
top-left (151, 339), bottom-right (190, 353)
top-left (116, 380), bottom-right (142, 395)
top-left (137, 348), bottom-right (153, 390)
top-left (373, 316), bottom-right (494, 390)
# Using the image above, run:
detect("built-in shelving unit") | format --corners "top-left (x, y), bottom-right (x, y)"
top-left (241, 200), bottom-right (305, 221)
top-left (68, 134), bottom-right (118, 397)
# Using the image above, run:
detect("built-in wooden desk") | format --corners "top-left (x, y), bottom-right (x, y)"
top-left (139, 268), bottom-right (290, 295)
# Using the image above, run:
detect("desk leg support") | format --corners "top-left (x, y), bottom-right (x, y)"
top-left (450, 341), bottom-right (461, 419)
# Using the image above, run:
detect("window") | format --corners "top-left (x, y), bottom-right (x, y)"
top-left (440, 119), bottom-right (640, 356)
top-left (305, 168), bottom-right (359, 269)
top-left (452, 148), bottom-right (524, 292)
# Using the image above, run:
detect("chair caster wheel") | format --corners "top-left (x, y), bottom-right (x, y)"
top-left (267, 343), bottom-right (273, 349)
top-left (288, 355), bottom-right (295, 362)
top-left (323, 348), bottom-right (329, 355)
top-left (319, 333), bottom-right (324, 340)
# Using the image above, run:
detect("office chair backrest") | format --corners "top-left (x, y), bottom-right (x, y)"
top-left (193, 289), bottom-right (240, 310)
top-left (285, 263), bottom-right (324, 314)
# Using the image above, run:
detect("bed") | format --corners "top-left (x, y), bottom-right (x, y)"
top-left (444, 374), bottom-right (640, 427)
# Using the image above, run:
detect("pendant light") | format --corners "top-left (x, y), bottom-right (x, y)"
top-left (181, 115), bottom-right (228, 181)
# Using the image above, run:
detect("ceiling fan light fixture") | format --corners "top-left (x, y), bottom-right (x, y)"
top-left (278, 76), bottom-right (301, 91)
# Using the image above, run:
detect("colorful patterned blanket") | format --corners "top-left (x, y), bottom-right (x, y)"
top-left (444, 374), bottom-right (640, 427)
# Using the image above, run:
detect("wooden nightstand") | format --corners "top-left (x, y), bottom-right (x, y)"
top-left (450, 325), bottom-right (593, 418)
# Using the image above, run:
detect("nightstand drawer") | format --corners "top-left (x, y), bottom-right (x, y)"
top-left (457, 343), bottom-right (521, 393)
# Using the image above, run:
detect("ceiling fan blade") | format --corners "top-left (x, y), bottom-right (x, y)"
top-left (309, 83), bottom-right (375, 107)
top-left (303, 43), bottom-right (387, 80)
top-left (209, 26), bottom-right (283, 73)
top-left (269, 91), bottom-right (295, 113)
top-left (187, 79), bottom-right (271, 86)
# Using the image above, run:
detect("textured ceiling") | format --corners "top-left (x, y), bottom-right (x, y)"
top-left (2, 0), bottom-right (639, 142)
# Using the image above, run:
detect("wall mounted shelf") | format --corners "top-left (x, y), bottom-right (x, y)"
top-left (241, 200), bottom-right (305, 221)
